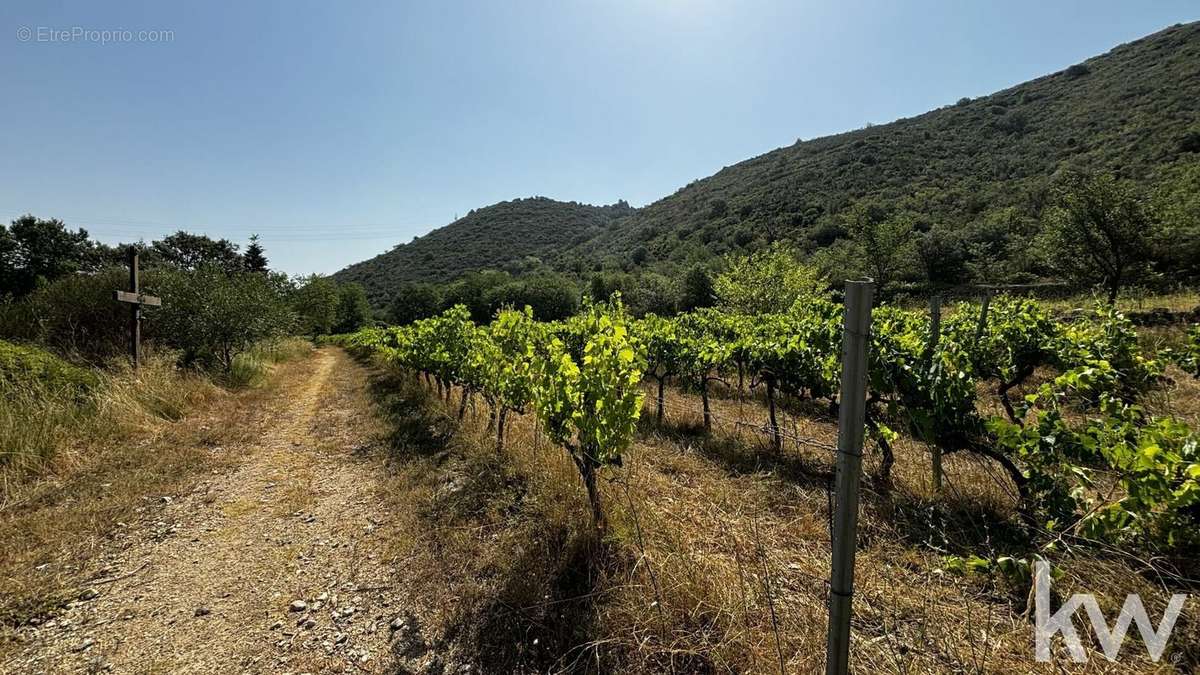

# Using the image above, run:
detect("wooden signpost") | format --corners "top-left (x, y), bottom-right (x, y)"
top-left (113, 247), bottom-right (161, 369)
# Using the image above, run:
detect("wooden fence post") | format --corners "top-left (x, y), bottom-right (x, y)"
top-left (927, 295), bottom-right (943, 493)
top-left (974, 289), bottom-right (992, 345)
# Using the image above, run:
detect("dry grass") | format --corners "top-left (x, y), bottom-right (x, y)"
top-left (0, 350), bottom-right (316, 633)
top-left (1033, 289), bottom-right (1200, 315)
top-left (361, 358), bottom-right (1199, 673)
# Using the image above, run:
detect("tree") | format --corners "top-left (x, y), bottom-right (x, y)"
top-left (152, 231), bottom-right (243, 273)
top-left (840, 202), bottom-right (918, 294)
top-left (0, 215), bottom-right (99, 296)
top-left (678, 264), bottom-right (715, 311)
top-left (626, 272), bottom-right (677, 317)
top-left (1152, 162), bottom-right (1200, 281)
top-left (589, 270), bottom-right (631, 303)
top-left (917, 226), bottom-right (968, 287)
top-left (244, 234), bottom-right (269, 273)
top-left (292, 275), bottom-right (339, 335)
top-left (1038, 172), bottom-right (1157, 302)
top-left (484, 273), bottom-right (579, 321)
top-left (155, 265), bottom-right (295, 370)
top-left (441, 270), bottom-right (511, 323)
top-left (333, 283), bottom-right (372, 333)
top-left (390, 281), bottom-right (441, 325)
top-left (713, 241), bottom-right (827, 314)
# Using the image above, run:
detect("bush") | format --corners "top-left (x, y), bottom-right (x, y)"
top-left (1064, 63), bottom-right (1090, 79)
top-left (225, 351), bottom-right (268, 389)
top-left (714, 241), bottom-right (828, 314)
top-left (13, 268), bottom-right (140, 362)
top-left (153, 266), bottom-right (295, 371)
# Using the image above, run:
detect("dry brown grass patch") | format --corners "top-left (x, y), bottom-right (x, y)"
top-left (355, 354), bottom-right (1200, 672)
top-left (0, 353), bottom-right (318, 636)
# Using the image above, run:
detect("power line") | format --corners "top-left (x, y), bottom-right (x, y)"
top-left (0, 210), bottom-right (434, 240)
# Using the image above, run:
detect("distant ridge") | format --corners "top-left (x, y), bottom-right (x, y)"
top-left (333, 197), bottom-right (633, 305)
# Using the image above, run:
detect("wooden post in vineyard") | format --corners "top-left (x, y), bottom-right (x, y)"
top-left (826, 279), bottom-right (874, 675)
top-left (974, 288), bottom-right (992, 344)
top-left (926, 295), bottom-right (943, 494)
top-left (113, 247), bottom-right (161, 369)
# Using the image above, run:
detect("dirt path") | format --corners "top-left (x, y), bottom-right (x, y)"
top-left (3, 349), bottom-right (433, 674)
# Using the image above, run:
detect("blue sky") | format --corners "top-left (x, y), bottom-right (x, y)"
top-left (1, 1), bottom-right (1196, 275)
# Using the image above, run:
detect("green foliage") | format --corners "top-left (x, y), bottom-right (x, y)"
top-left (441, 270), bottom-right (513, 323)
top-left (243, 234), bottom-right (269, 273)
top-left (530, 298), bottom-right (645, 466)
top-left (992, 370), bottom-right (1200, 550)
top-left (0, 339), bottom-right (100, 397)
top-left (678, 264), bottom-right (716, 312)
top-left (483, 273), bottom-right (580, 321)
top-left (155, 266), bottom-right (295, 370)
top-left (835, 203), bottom-right (919, 293)
top-left (472, 306), bottom-right (541, 413)
top-left (625, 272), bottom-right (678, 317)
top-left (335, 287), bottom-right (1196, 551)
top-left (1151, 160), bottom-right (1200, 279)
top-left (291, 275), bottom-right (340, 335)
top-left (1175, 325), bottom-right (1200, 377)
top-left (713, 242), bottom-right (827, 314)
top-left (942, 554), bottom-right (1054, 590)
top-left (151, 231), bottom-right (244, 273)
top-left (0, 215), bottom-right (103, 297)
top-left (13, 268), bottom-right (137, 361)
top-left (1075, 400), bottom-right (1200, 549)
top-left (1037, 172), bottom-right (1158, 302)
top-left (333, 197), bottom-right (634, 306)
top-left (333, 283), bottom-right (372, 334)
top-left (869, 306), bottom-right (982, 448)
top-left (390, 281), bottom-right (442, 325)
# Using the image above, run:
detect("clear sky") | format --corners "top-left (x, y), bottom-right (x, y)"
top-left (1, 1), bottom-right (1196, 276)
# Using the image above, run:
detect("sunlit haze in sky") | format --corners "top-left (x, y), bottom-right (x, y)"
top-left (1, 1), bottom-right (1197, 274)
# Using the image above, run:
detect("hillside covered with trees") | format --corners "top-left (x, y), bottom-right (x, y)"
top-left (333, 197), bottom-right (635, 305)
top-left (574, 22), bottom-right (1200, 275)
top-left (335, 22), bottom-right (1200, 314)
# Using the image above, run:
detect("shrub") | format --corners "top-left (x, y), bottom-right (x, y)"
top-left (153, 265), bottom-right (295, 371)
top-left (1064, 63), bottom-right (1090, 78)
top-left (714, 241), bottom-right (827, 314)
top-left (225, 351), bottom-right (268, 389)
top-left (18, 268), bottom-right (140, 362)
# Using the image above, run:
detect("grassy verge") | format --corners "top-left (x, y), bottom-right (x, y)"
top-left (222, 337), bottom-right (315, 389)
top-left (0, 340), bottom-right (314, 631)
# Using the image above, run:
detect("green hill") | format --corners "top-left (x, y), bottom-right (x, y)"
top-left (573, 21), bottom-right (1200, 267)
top-left (334, 197), bottom-right (633, 305)
top-left (338, 22), bottom-right (1200, 306)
